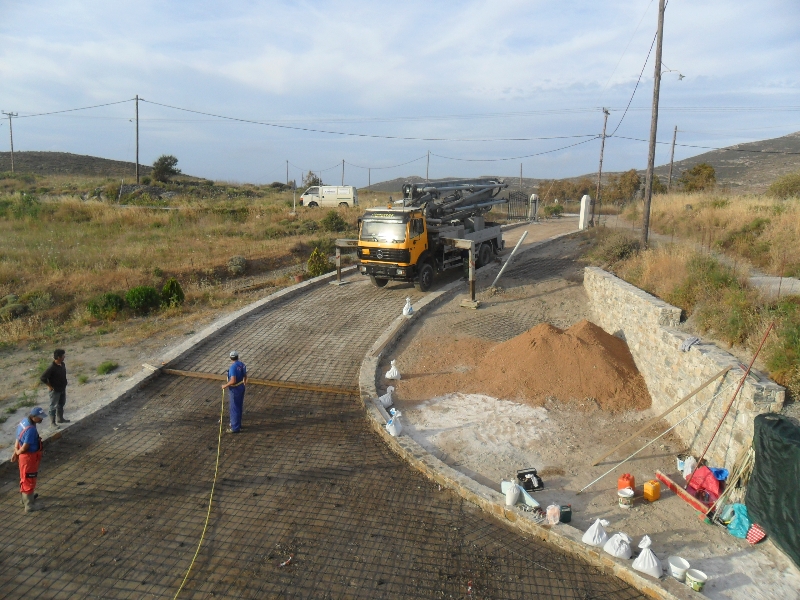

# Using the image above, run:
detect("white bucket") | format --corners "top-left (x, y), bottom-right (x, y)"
top-left (667, 556), bottom-right (690, 581)
top-left (618, 487), bottom-right (634, 508)
top-left (685, 569), bottom-right (708, 592)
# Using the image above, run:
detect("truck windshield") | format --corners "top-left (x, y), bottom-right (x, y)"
top-left (360, 220), bottom-right (406, 243)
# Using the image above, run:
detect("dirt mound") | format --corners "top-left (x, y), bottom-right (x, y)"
top-left (396, 320), bottom-right (651, 412)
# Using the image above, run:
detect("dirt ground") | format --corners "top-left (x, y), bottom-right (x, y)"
top-left (382, 234), bottom-right (800, 600)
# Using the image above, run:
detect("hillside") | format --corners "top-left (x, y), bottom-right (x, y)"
top-left (0, 151), bottom-right (151, 178)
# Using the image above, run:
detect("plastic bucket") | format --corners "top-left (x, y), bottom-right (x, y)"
top-left (618, 487), bottom-right (634, 508)
top-left (685, 569), bottom-right (708, 592)
top-left (667, 556), bottom-right (690, 581)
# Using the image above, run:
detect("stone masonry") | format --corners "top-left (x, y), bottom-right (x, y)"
top-left (584, 267), bottom-right (785, 471)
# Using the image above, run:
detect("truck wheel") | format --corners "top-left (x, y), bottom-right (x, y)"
top-left (414, 262), bottom-right (434, 292)
top-left (477, 243), bottom-right (493, 268)
top-left (338, 202), bottom-right (349, 208)
top-left (370, 276), bottom-right (389, 288)
top-left (308, 201), bottom-right (318, 208)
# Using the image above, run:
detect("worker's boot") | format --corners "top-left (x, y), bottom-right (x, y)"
top-left (50, 413), bottom-right (59, 429)
top-left (57, 408), bottom-right (70, 424)
top-left (22, 493), bottom-right (42, 513)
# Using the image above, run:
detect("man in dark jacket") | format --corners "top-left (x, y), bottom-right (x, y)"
top-left (40, 349), bottom-right (69, 428)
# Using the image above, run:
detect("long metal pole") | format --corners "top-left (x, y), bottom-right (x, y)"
top-left (519, 163), bottom-right (522, 189)
top-left (8, 113), bottom-right (15, 173)
top-left (341, 159), bottom-right (344, 186)
top-left (426, 151), bottom-right (429, 182)
top-left (641, 0), bottom-right (666, 248)
top-left (286, 160), bottom-right (289, 186)
top-left (592, 108), bottom-right (610, 227)
top-left (368, 168), bottom-right (371, 189)
top-left (135, 94), bottom-right (140, 184)
top-left (667, 125), bottom-right (677, 191)
top-left (491, 231), bottom-right (528, 289)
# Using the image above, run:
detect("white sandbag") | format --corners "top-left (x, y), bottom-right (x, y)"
top-left (603, 532), bottom-right (633, 559)
top-left (385, 360), bottom-right (401, 380)
top-left (378, 386), bottom-right (395, 408)
top-left (682, 456), bottom-right (698, 480)
top-left (546, 505), bottom-right (561, 525)
top-left (402, 297), bottom-right (414, 317)
top-left (632, 535), bottom-right (663, 578)
top-left (582, 519), bottom-right (610, 547)
top-left (501, 480), bottom-right (540, 509)
top-left (386, 408), bottom-right (403, 436)
top-left (505, 483), bottom-right (520, 507)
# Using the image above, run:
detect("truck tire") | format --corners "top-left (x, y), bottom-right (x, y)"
top-left (308, 201), bottom-right (319, 208)
top-left (370, 276), bottom-right (389, 288)
top-left (477, 243), bottom-right (493, 268)
top-left (338, 202), bottom-right (349, 208)
top-left (414, 262), bottom-right (434, 292)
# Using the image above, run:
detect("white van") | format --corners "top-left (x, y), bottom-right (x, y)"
top-left (300, 186), bottom-right (358, 208)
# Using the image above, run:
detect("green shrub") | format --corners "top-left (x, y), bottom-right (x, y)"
top-left (77, 374), bottom-right (89, 384)
top-left (320, 210), bottom-right (347, 232)
top-left (161, 278), bottom-right (185, 307)
top-left (141, 176), bottom-right (152, 185)
top-left (97, 360), bottom-right (119, 375)
top-left (125, 286), bottom-right (161, 314)
top-left (591, 232), bottom-right (641, 265)
top-left (87, 292), bottom-right (126, 318)
top-left (767, 171), bottom-right (800, 199)
top-left (11, 193), bottom-right (40, 219)
top-left (542, 204), bottom-right (564, 218)
top-left (307, 247), bottom-right (335, 278)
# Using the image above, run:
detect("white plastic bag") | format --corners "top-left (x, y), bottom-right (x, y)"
top-left (632, 535), bottom-right (663, 578)
top-left (546, 505), bottom-right (561, 525)
top-left (682, 456), bottom-right (698, 480)
top-left (603, 532), bottom-right (633, 559)
top-left (402, 297), bottom-right (414, 317)
top-left (385, 360), bottom-right (401, 380)
top-left (505, 483), bottom-right (520, 507)
top-left (582, 519), bottom-right (610, 547)
top-left (386, 408), bottom-right (403, 436)
top-left (378, 386), bottom-right (395, 408)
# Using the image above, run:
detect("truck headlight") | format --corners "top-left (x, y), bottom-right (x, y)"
top-left (396, 269), bottom-right (405, 276)
top-left (360, 266), bottom-right (367, 273)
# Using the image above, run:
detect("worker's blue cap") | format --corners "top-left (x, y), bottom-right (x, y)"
top-left (29, 407), bottom-right (47, 419)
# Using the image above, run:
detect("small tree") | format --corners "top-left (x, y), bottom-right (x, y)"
top-left (767, 171), bottom-right (800, 199)
top-left (303, 171), bottom-right (322, 188)
top-left (651, 175), bottom-right (668, 194)
top-left (307, 247), bottom-right (335, 277)
top-left (125, 286), bottom-right (161, 314)
top-left (679, 163), bottom-right (716, 192)
top-left (151, 155), bottom-right (181, 183)
top-left (320, 210), bottom-right (347, 232)
top-left (161, 278), bottom-right (185, 307)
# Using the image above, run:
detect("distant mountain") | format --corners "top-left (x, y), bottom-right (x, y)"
top-left (0, 151), bottom-right (150, 178)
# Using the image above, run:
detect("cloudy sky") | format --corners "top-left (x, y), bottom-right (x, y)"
top-left (1, 0), bottom-right (799, 185)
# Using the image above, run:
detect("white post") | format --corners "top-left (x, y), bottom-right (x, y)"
top-left (579, 195), bottom-right (591, 230)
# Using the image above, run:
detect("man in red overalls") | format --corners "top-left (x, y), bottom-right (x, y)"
top-left (13, 406), bottom-right (47, 513)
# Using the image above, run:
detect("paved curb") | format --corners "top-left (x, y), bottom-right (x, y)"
top-left (1, 266), bottom-right (357, 465)
top-left (357, 235), bottom-right (697, 600)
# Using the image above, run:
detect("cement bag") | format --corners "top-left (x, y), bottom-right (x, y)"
top-left (386, 409), bottom-right (403, 437)
top-left (582, 519), bottom-right (610, 547)
top-left (546, 505), bottom-right (561, 525)
top-left (682, 456), bottom-right (698, 480)
top-left (378, 386), bottom-right (395, 408)
top-left (402, 297), bottom-right (413, 317)
top-left (505, 483), bottom-right (520, 507)
top-left (603, 532), bottom-right (633, 559)
top-left (632, 535), bottom-right (663, 578)
top-left (385, 360), bottom-right (401, 380)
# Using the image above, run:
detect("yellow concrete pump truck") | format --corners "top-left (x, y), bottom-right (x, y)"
top-left (356, 178), bottom-right (508, 291)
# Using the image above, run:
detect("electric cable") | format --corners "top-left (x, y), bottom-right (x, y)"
top-left (172, 388), bottom-right (225, 599)
top-left (14, 98), bottom-right (134, 119)
top-left (344, 155), bottom-right (427, 170)
top-left (430, 137), bottom-right (598, 162)
top-left (608, 31), bottom-right (657, 138)
top-left (600, 0), bottom-right (656, 96)
top-left (612, 134), bottom-right (800, 155)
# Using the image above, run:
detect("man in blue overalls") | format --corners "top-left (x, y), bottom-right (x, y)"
top-left (222, 351), bottom-right (247, 433)
top-left (13, 407), bottom-right (47, 512)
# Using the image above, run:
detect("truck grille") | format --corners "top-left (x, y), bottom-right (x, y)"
top-left (358, 248), bottom-right (411, 263)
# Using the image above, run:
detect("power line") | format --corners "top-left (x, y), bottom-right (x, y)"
top-left (608, 31), bottom-right (658, 138)
top-left (612, 134), bottom-right (800, 155)
top-left (430, 137), bottom-right (598, 162)
top-left (14, 98), bottom-right (134, 119)
top-left (344, 155), bottom-right (427, 170)
top-left (600, 0), bottom-right (656, 96)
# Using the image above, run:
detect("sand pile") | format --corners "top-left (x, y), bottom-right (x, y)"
top-left (396, 320), bottom-right (651, 412)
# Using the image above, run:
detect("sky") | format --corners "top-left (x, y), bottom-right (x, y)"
top-left (1, 0), bottom-right (799, 186)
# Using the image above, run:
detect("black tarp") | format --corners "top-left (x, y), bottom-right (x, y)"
top-left (746, 413), bottom-right (800, 568)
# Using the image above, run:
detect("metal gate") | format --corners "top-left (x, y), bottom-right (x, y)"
top-left (507, 190), bottom-right (529, 220)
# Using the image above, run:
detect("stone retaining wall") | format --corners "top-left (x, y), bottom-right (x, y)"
top-left (584, 267), bottom-right (785, 471)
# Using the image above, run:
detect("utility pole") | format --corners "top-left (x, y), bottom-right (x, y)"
top-left (426, 150), bottom-right (430, 182)
top-left (2, 111), bottom-right (17, 173)
top-left (519, 163), bottom-right (522, 189)
top-left (286, 160), bottom-right (289, 186)
top-left (641, 0), bottom-right (666, 248)
top-left (667, 125), bottom-right (678, 191)
top-left (368, 168), bottom-right (371, 190)
top-left (135, 94), bottom-right (140, 184)
top-left (341, 159), bottom-right (344, 186)
top-left (592, 108), bottom-right (610, 227)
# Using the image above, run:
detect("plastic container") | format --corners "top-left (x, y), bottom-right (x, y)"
top-left (667, 556), bottom-right (690, 581)
top-left (618, 473), bottom-right (636, 491)
top-left (643, 480), bottom-right (661, 502)
top-left (677, 453), bottom-right (689, 472)
top-left (546, 504), bottom-right (561, 525)
top-left (685, 569), bottom-right (708, 592)
top-left (559, 505), bottom-right (572, 523)
top-left (618, 488), bottom-right (634, 508)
